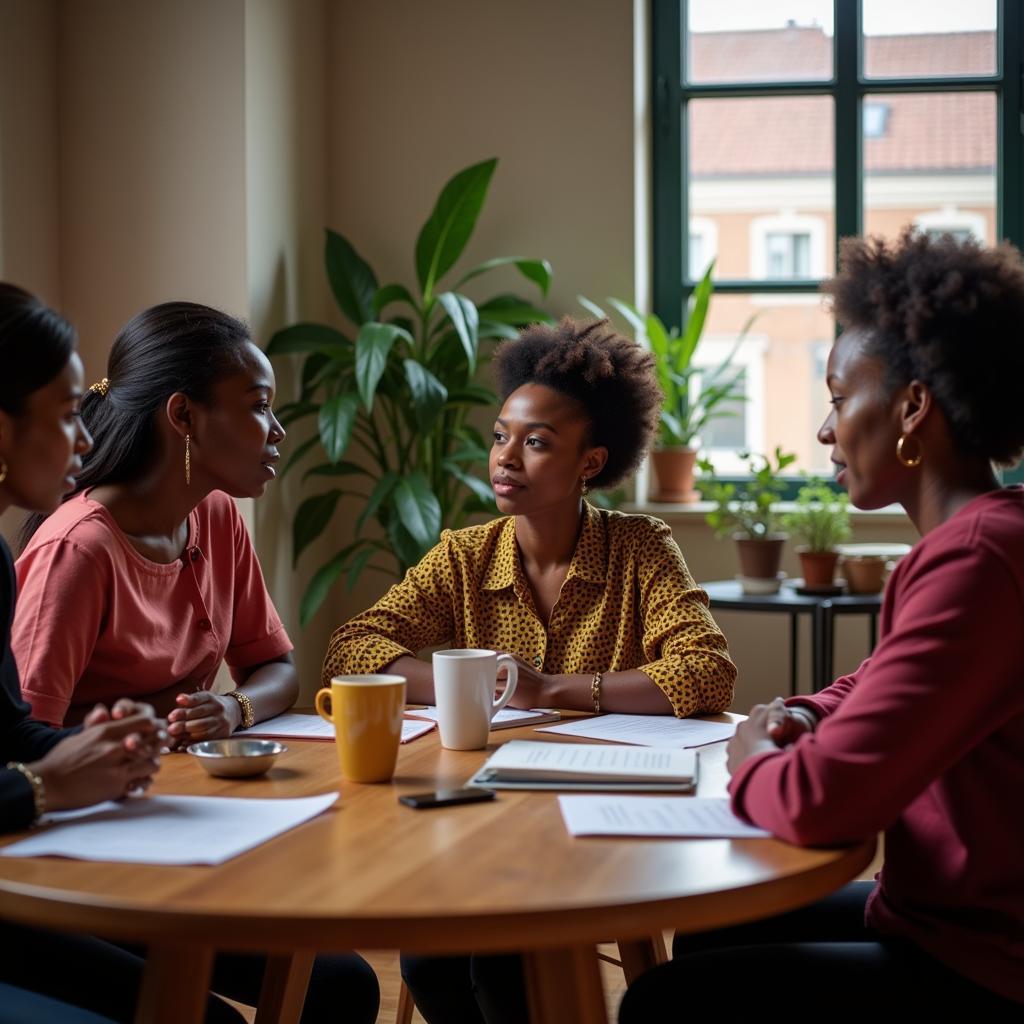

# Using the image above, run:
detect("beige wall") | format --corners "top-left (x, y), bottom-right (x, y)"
top-left (0, 0), bottom-right (918, 712)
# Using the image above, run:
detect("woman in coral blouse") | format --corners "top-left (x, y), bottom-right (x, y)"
top-left (621, 231), bottom-right (1024, 1018)
top-left (329, 316), bottom-right (737, 1024)
top-left (12, 299), bottom-right (380, 1022)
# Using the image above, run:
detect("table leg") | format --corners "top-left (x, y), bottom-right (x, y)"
top-left (821, 602), bottom-right (836, 690)
top-left (811, 604), bottom-right (825, 692)
top-left (523, 946), bottom-right (608, 1024)
top-left (617, 934), bottom-right (667, 984)
top-left (134, 944), bottom-right (214, 1024)
top-left (256, 951), bottom-right (315, 1024)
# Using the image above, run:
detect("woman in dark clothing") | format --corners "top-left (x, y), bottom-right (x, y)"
top-left (0, 284), bottom-right (380, 1024)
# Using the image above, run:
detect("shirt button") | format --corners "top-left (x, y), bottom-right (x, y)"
top-left (533, 655), bottom-right (542, 667)
top-left (197, 618), bottom-right (212, 631)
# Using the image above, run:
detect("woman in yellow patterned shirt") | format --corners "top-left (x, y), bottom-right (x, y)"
top-left (331, 316), bottom-right (737, 1024)
top-left (324, 316), bottom-right (735, 719)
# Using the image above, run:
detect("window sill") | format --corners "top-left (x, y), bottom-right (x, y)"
top-left (623, 500), bottom-right (910, 526)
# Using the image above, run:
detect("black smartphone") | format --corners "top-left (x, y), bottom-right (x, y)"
top-left (398, 788), bottom-right (496, 809)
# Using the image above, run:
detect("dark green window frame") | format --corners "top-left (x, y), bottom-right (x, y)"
top-left (652, 0), bottom-right (1024, 490)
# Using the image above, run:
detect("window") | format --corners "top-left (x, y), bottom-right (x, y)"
top-left (652, 0), bottom-right (1016, 482)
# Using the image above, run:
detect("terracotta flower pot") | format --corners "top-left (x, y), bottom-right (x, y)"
top-left (798, 549), bottom-right (839, 589)
top-left (734, 535), bottom-right (786, 580)
top-left (650, 447), bottom-right (700, 503)
top-left (841, 555), bottom-right (887, 594)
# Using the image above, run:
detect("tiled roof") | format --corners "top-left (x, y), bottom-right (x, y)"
top-left (689, 28), bottom-right (996, 176)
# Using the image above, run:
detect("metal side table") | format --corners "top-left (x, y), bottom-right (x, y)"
top-left (701, 580), bottom-right (883, 694)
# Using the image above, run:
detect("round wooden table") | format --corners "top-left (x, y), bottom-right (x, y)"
top-left (0, 716), bottom-right (874, 1023)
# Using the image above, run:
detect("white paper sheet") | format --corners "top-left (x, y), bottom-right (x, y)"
top-left (243, 714), bottom-right (435, 744)
top-left (538, 713), bottom-right (736, 748)
top-left (558, 795), bottom-right (771, 838)
top-left (0, 792), bottom-right (339, 865)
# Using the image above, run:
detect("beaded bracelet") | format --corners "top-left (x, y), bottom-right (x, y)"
top-left (7, 761), bottom-right (46, 821)
top-left (225, 689), bottom-right (256, 730)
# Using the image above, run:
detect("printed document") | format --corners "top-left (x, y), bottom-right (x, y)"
top-left (558, 795), bottom-right (771, 838)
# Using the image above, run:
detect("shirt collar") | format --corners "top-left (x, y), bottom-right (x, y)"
top-left (481, 504), bottom-right (608, 591)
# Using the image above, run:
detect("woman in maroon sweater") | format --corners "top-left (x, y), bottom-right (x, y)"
top-left (621, 230), bottom-right (1024, 1017)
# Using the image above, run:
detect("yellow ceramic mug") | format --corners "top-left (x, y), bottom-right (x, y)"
top-left (315, 674), bottom-right (406, 783)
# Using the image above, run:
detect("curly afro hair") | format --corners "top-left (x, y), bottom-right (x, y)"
top-left (493, 317), bottom-right (663, 489)
top-left (824, 228), bottom-right (1024, 466)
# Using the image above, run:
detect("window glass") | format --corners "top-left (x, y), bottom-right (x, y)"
top-left (863, 92), bottom-right (995, 246)
top-left (862, 0), bottom-right (997, 79)
top-left (688, 96), bottom-right (834, 281)
top-left (687, 1), bottom-right (834, 84)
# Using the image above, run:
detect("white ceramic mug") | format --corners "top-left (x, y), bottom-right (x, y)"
top-left (432, 649), bottom-right (519, 750)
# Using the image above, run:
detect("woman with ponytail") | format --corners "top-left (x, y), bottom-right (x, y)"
top-left (14, 302), bottom-right (300, 745)
top-left (8, 299), bottom-right (381, 1022)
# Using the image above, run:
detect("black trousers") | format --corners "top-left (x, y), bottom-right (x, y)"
top-left (0, 982), bottom-right (116, 1024)
top-left (400, 952), bottom-right (528, 1024)
top-left (0, 922), bottom-right (379, 1024)
top-left (619, 881), bottom-right (1022, 1020)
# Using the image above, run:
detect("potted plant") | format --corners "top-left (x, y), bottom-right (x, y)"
top-left (581, 261), bottom-right (752, 502)
top-left (265, 158), bottom-right (553, 625)
top-left (783, 480), bottom-right (851, 589)
top-left (700, 447), bottom-right (797, 593)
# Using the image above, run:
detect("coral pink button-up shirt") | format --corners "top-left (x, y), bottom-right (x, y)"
top-left (13, 490), bottom-right (291, 726)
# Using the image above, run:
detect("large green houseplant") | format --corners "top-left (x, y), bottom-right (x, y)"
top-left (583, 261), bottom-right (750, 502)
top-left (266, 158), bottom-right (552, 625)
top-left (700, 447), bottom-right (797, 593)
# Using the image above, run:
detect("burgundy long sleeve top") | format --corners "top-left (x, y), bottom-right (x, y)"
top-left (729, 487), bottom-right (1024, 1003)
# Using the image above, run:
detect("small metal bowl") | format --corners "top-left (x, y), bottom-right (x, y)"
top-left (187, 738), bottom-right (286, 778)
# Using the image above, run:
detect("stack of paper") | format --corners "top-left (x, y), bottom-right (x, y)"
top-left (468, 740), bottom-right (697, 792)
top-left (558, 795), bottom-right (771, 839)
top-left (244, 713), bottom-right (435, 744)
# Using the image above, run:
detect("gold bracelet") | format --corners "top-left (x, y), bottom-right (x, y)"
top-left (590, 672), bottom-right (603, 714)
top-left (224, 689), bottom-right (255, 729)
top-left (7, 761), bottom-right (46, 821)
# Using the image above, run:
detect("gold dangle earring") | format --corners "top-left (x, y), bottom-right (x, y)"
top-left (896, 433), bottom-right (922, 468)
top-left (580, 475), bottom-right (589, 496)
top-left (185, 434), bottom-right (191, 486)
top-left (0, 459), bottom-right (7, 485)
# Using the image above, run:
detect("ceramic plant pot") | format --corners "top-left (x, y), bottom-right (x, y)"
top-left (798, 549), bottom-right (840, 589)
top-left (650, 447), bottom-right (700, 503)
top-left (734, 535), bottom-right (786, 591)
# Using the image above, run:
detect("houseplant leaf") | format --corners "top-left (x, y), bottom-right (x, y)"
top-left (299, 540), bottom-right (363, 626)
top-left (318, 392), bottom-right (360, 463)
top-left (265, 322), bottom-right (350, 356)
top-left (325, 229), bottom-right (378, 327)
top-left (436, 292), bottom-right (480, 373)
top-left (415, 158), bottom-right (497, 300)
top-left (355, 322), bottom-right (412, 410)
top-left (403, 360), bottom-right (448, 432)
top-left (293, 489), bottom-right (343, 567)
top-left (393, 472), bottom-right (442, 548)
top-left (456, 257), bottom-right (552, 296)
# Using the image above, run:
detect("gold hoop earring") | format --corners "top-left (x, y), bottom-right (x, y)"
top-left (0, 459), bottom-right (7, 485)
top-left (896, 433), bottom-right (923, 468)
top-left (580, 476), bottom-right (589, 497)
top-left (185, 434), bottom-right (191, 486)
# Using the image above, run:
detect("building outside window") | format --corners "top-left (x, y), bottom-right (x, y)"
top-left (653, 0), bottom-right (1011, 481)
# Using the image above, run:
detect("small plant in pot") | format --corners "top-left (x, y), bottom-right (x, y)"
top-left (700, 447), bottom-right (797, 594)
top-left (580, 260), bottom-right (751, 503)
top-left (782, 480), bottom-right (851, 591)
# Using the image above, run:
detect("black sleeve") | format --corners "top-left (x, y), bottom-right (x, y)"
top-left (0, 536), bottom-right (78, 832)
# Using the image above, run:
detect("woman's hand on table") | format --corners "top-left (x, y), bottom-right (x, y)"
top-left (29, 704), bottom-right (164, 811)
top-left (497, 656), bottom-right (558, 709)
top-left (166, 690), bottom-right (242, 749)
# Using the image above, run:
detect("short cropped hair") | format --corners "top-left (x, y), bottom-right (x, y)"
top-left (493, 317), bottom-right (662, 489)
top-left (824, 228), bottom-right (1024, 466)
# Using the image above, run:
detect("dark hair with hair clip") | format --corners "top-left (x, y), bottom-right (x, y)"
top-left (20, 301), bottom-right (250, 548)
top-left (493, 317), bottom-right (663, 489)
